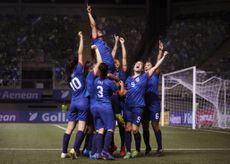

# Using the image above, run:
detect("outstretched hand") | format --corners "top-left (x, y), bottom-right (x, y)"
top-left (78, 31), bottom-right (83, 38)
top-left (159, 40), bottom-right (164, 51)
top-left (163, 51), bottom-right (169, 56)
top-left (91, 44), bottom-right (97, 50)
top-left (119, 37), bottom-right (125, 44)
top-left (114, 35), bottom-right (119, 42)
top-left (87, 5), bottom-right (92, 13)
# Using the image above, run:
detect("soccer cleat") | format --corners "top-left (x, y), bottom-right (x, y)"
top-left (82, 149), bottom-right (91, 157)
top-left (89, 153), bottom-right (101, 160)
top-left (145, 146), bottom-right (152, 156)
top-left (119, 146), bottom-right (126, 157)
top-left (155, 148), bottom-right (164, 157)
top-left (101, 150), bottom-right (115, 160)
top-left (131, 150), bottom-right (139, 158)
top-left (69, 148), bottom-right (78, 159)
top-left (60, 153), bottom-right (70, 159)
top-left (123, 152), bottom-right (132, 159)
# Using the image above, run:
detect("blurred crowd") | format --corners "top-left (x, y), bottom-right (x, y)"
top-left (161, 15), bottom-right (229, 74)
top-left (0, 13), bottom-right (229, 88)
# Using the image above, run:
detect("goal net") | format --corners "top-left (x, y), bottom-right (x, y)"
top-left (161, 66), bottom-right (230, 129)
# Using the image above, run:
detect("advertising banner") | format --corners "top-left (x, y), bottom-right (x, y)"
top-left (0, 89), bottom-right (42, 100)
top-left (0, 111), bottom-right (68, 123)
top-left (169, 111), bottom-right (193, 126)
top-left (196, 109), bottom-right (216, 128)
top-left (53, 90), bottom-right (71, 101)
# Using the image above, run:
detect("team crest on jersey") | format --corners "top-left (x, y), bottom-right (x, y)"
top-left (131, 82), bottom-right (135, 87)
top-left (135, 77), bottom-right (140, 82)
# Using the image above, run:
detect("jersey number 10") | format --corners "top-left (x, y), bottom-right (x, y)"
top-left (70, 77), bottom-right (82, 91)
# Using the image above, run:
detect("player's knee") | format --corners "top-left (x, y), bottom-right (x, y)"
top-left (152, 122), bottom-right (160, 131)
top-left (132, 127), bottom-right (139, 134)
top-left (98, 128), bottom-right (105, 134)
top-left (125, 125), bottom-right (132, 132)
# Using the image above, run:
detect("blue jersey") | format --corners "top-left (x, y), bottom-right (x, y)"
top-left (94, 77), bottom-right (118, 104)
top-left (145, 72), bottom-right (160, 107)
top-left (86, 71), bottom-right (95, 97)
top-left (125, 73), bottom-right (148, 107)
top-left (86, 71), bottom-right (97, 107)
top-left (113, 69), bottom-right (128, 82)
top-left (91, 38), bottom-right (114, 72)
top-left (146, 73), bottom-right (159, 95)
top-left (69, 63), bottom-right (88, 99)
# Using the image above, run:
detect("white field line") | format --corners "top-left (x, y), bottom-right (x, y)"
top-left (52, 124), bottom-right (66, 131)
top-left (0, 148), bottom-right (230, 151)
top-left (53, 124), bottom-right (230, 135)
top-left (169, 126), bottom-right (230, 134)
top-left (52, 124), bottom-right (120, 134)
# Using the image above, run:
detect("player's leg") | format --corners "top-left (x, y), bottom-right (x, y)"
top-left (123, 106), bottom-right (132, 159)
top-left (118, 122), bottom-right (125, 156)
top-left (142, 108), bottom-right (151, 155)
top-left (100, 106), bottom-right (116, 160)
top-left (150, 102), bottom-right (163, 156)
top-left (131, 107), bottom-right (144, 158)
top-left (61, 121), bottom-right (76, 158)
top-left (152, 121), bottom-right (163, 156)
top-left (123, 122), bottom-right (132, 159)
top-left (90, 106), bottom-right (105, 160)
top-left (118, 100), bottom-right (126, 156)
top-left (61, 102), bottom-right (77, 158)
top-left (71, 98), bottom-right (88, 159)
top-left (82, 125), bottom-right (94, 156)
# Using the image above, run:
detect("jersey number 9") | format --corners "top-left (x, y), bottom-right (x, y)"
top-left (70, 77), bottom-right (82, 91)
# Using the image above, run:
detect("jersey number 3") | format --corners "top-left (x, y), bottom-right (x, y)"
top-left (70, 77), bottom-right (82, 91)
top-left (97, 86), bottom-right (103, 98)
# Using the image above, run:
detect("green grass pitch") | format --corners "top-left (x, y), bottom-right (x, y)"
top-left (0, 123), bottom-right (230, 164)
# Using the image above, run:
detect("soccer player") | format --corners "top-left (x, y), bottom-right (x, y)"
top-left (84, 45), bottom-right (103, 158)
top-left (88, 59), bottom-right (125, 159)
top-left (123, 51), bottom-right (168, 159)
top-left (112, 36), bottom-right (128, 156)
top-left (142, 40), bottom-right (165, 156)
top-left (87, 5), bottom-right (115, 73)
top-left (61, 31), bottom-right (89, 159)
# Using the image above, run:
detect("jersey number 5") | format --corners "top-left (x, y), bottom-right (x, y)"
top-left (70, 77), bottom-right (82, 91)
top-left (97, 86), bottom-right (103, 98)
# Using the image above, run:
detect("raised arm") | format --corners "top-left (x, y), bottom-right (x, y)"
top-left (148, 51), bottom-right (168, 77)
top-left (91, 45), bottom-right (102, 74)
top-left (87, 5), bottom-right (97, 39)
top-left (157, 40), bottom-right (164, 62)
top-left (111, 35), bottom-right (119, 58)
top-left (78, 31), bottom-right (83, 65)
top-left (155, 40), bottom-right (164, 74)
top-left (119, 37), bottom-right (127, 72)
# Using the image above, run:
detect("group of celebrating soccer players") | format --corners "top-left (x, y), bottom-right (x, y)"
top-left (61, 5), bottom-right (168, 160)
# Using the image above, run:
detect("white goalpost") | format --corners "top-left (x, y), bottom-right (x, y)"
top-left (161, 66), bottom-right (230, 129)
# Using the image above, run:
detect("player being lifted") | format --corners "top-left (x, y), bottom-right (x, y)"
top-left (142, 40), bottom-right (165, 156)
top-left (87, 5), bottom-right (115, 73)
top-left (61, 32), bottom-right (89, 159)
top-left (123, 50), bottom-right (168, 159)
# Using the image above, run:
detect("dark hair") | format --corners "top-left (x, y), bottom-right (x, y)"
top-left (98, 63), bottom-right (108, 79)
top-left (66, 56), bottom-right (78, 83)
top-left (84, 60), bottom-right (93, 77)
